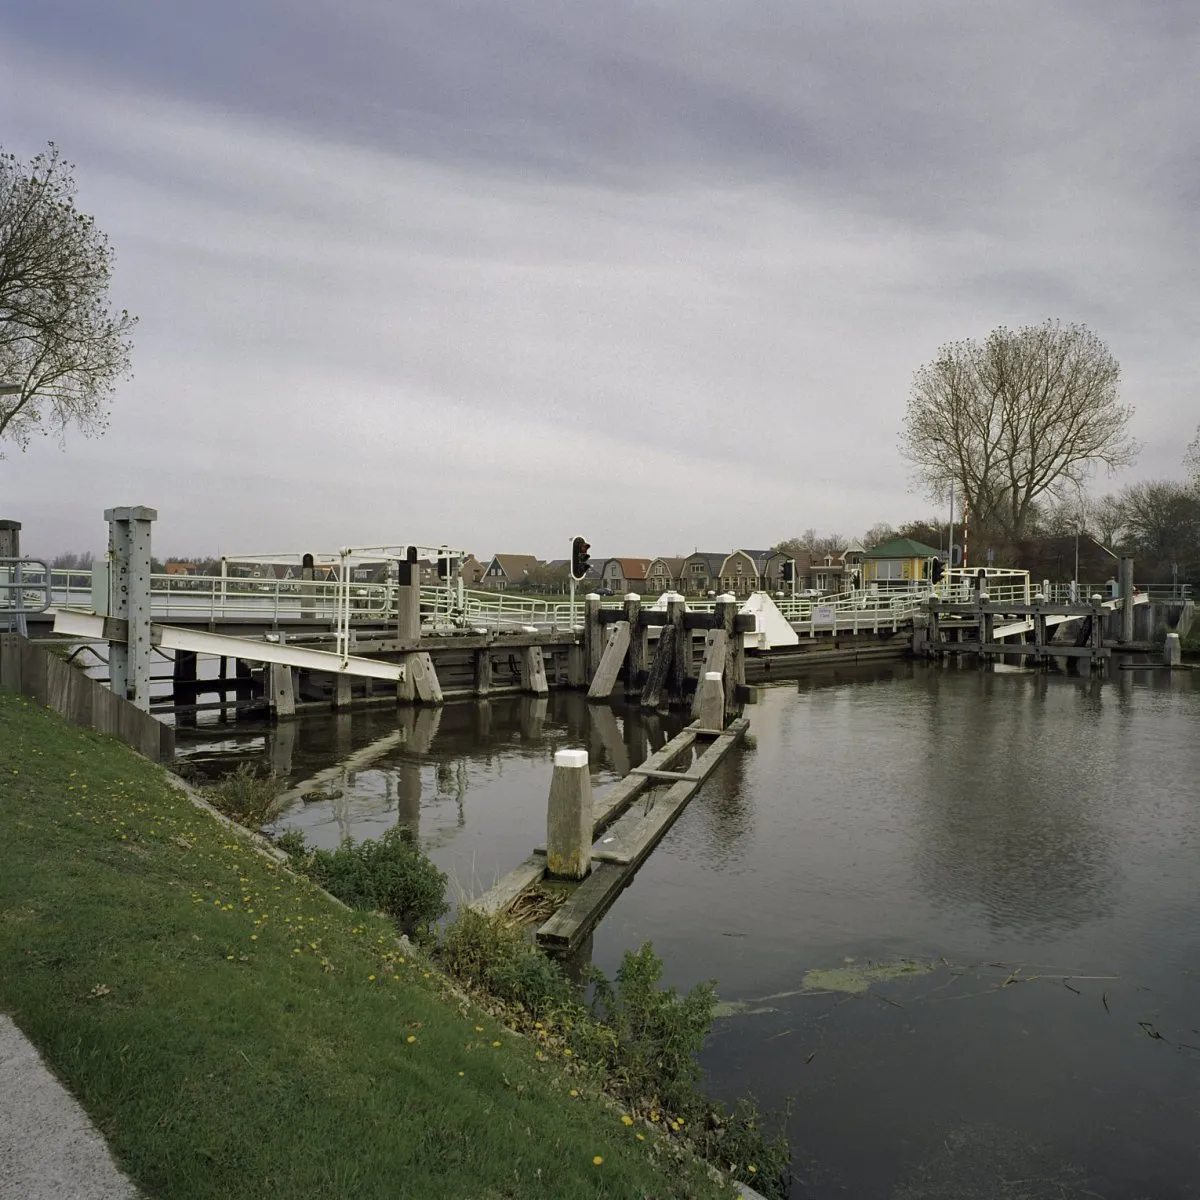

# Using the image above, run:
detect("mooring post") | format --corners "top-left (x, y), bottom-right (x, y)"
top-left (926, 597), bottom-right (940, 658)
top-left (1089, 593), bottom-right (1105, 661)
top-left (395, 547), bottom-right (420, 703)
top-left (697, 671), bottom-right (725, 731)
top-left (1164, 632), bottom-right (1182, 668)
top-left (665, 592), bottom-right (689, 704)
top-left (333, 672), bottom-right (352, 709)
top-left (1031, 592), bottom-right (1047, 663)
top-left (104, 506), bottom-right (156, 712)
top-left (1119, 557), bottom-right (1135, 644)
top-left (623, 592), bottom-right (643, 697)
top-left (546, 748), bottom-right (592, 880)
top-left (977, 588), bottom-right (994, 660)
top-left (584, 594), bottom-right (603, 681)
top-left (714, 593), bottom-right (742, 719)
top-left (473, 646), bottom-right (492, 696)
top-left (267, 662), bottom-right (296, 718)
top-left (397, 546), bottom-right (421, 646)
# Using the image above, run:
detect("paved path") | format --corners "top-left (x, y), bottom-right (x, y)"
top-left (0, 1015), bottom-right (139, 1200)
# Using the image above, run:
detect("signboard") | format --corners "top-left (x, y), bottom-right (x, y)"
top-left (813, 604), bottom-right (836, 627)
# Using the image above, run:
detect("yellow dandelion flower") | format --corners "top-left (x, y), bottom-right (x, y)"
top-left (635, 1133), bottom-right (645, 1141)
top-left (592, 1156), bottom-right (603, 1166)
top-left (458, 1071), bottom-right (464, 1077)
top-left (748, 1165), bottom-right (757, 1173)
top-left (569, 1089), bottom-right (579, 1097)
top-left (406, 1035), bottom-right (416, 1044)
top-left (368, 975), bottom-right (376, 982)
top-left (563, 1048), bottom-right (573, 1056)
top-left (492, 1041), bottom-right (501, 1048)
top-left (621, 1116), bottom-right (633, 1126)
top-left (475, 1026), bottom-right (484, 1032)
top-left (250, 934), bottom-right (257, 941)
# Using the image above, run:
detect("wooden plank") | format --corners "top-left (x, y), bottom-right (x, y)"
top-left (536, 863), bottom-right (628, 948)
top-left (539, 719), bottom-right (748, 948)
top-left (520, 644), bottom-right (550, 696)
top-left (587, 621), bottom-right (631, 699)
top-left (595, 721), bottom-right (747, 865)
top-left (629, 767), bottom-right (702, 782)
top-left (590, 727), bottom-right (697, 834)
top-left (470, 855), bottom-right (546, 918)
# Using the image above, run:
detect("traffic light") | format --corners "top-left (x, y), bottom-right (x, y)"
top-left (570, 536), bottom-right (591, 581)
top-left (780, 560), bottom-right (794, 583)
top-left (437, 554), bottom-right (458, 580)
top-left (931, 558), bottom-right (945, 584)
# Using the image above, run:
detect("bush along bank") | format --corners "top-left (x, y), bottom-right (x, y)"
top-left (277, 834), bottom-right (793, 1199)
top-left (1, 691), bottom-right (737, 1200)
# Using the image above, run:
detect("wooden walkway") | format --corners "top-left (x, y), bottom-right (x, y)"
top-left (471, 717), bottom-right (748, 951)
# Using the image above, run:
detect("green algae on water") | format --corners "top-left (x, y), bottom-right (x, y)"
top-left (803, 959), bottom-right (933, 994)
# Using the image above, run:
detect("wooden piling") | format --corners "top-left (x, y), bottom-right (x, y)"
top-left (1164, 632), bottom-right (1182, 667)
top-left (267, 662), bottom-right (296, 718)
top-left (666, 593), bottom-right (689, 704)
top-left (397, 548), bottom-right (421, 647)
top-left (584, 595), bottom-right (603, 680)
top-left (715, 594), bottom-right (743, 718)
top-left (567, 642), bottom-right (586, 688)
top-left (520, 645), bottom-right (549, 696)
top-left (1119, 557), bottom-right (1135, 644)
top-left (623, 593), bottom-right (644, 697)
top-left (333, 672), bottom-right (352, 709)
top-left (640, 623), bottom-right (674, 709)
top-left (697, 671), bottom-right (724, 731)
top-left (691, 627), bottom-right (728, 717)
top-left (473, 647), bottom-right (492, 696)
top-left (546, 749), bottom-right (592, 881)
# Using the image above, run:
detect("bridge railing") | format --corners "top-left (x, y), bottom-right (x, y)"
top-left (49, 569), bottom-right (394, 623)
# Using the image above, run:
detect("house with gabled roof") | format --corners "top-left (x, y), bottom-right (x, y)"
top-left (645, 557), bottom-right (687, 595)
top-left (481, 553), bottom-right (540, 590)
top-left (717, 549), bottom-right (777, 597)
top-left (680, 552), bottom-right (727, 597)
top-left (599, 557), bottom-right (651, 595)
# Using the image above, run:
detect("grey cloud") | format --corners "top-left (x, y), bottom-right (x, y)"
top-left (1, 2), bottom-right (1197, 557)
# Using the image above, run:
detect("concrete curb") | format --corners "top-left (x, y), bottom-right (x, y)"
top-left (0, 1015), bottom-right (140, 1199)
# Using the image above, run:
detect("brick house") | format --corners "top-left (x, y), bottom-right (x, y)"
top-left (599, 558), bottom-right (651, 595)
top-left (679, 552), bottom-right (726, 597)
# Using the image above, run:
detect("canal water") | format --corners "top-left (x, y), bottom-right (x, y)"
top-left (177, 663), bottom-right (1200, 1199)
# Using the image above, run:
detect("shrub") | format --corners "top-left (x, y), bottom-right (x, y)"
top-left (440, 909), bottom-right (577, 1019)
top-left (436, 916), bottom-right (793, 1198)
top-left (585, 943), bottom-right (716, 1115)
top-left (294, 825), bottom-right (448, 935)
top-left (204, 763), bottom-right (283, 828)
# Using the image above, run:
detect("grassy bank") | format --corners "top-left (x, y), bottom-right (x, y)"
top-left (0, 691), bottom-right (731, 1200)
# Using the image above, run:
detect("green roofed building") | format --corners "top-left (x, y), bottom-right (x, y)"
top-left (862, 537), bottom-right (941, 589)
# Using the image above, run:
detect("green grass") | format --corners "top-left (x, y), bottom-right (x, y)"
top-left (0, 691), bottom-right (729, 1200)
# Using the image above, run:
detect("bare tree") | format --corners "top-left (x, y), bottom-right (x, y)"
top-left (1, 144), bottom-right (136, 455)
top-left (1186, 425), bottom-right (1200, 493)
top-left (901, 321), bottom-right (1137, 544)
top-left (861, 523), bottom-right (896, 549)
top-left (1116, 480), bottom-right (1200, 569)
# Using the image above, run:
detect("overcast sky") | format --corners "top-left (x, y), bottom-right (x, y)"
top-left (2, 1), bottom-right (1197, 561)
